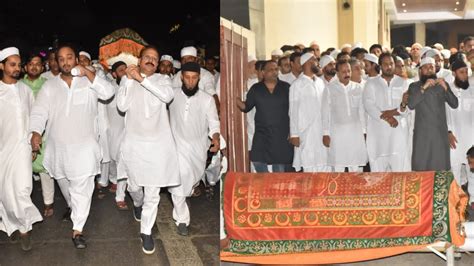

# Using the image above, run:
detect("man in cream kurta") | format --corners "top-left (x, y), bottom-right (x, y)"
top-left (363, 53), bottom-right (411, 172)
top-left (446, 60), bottom-right (474, 186)
top-left (116, 46), bottom-right (180, 255)
top-left (168, 62), bottom-right (220, 235)
top-left (289, 53), bottom-right (329, 172)
top-left (29, 45), bottom-right (114, 249)
top-left (0, 47), bottom-right (42, 251)
top-left (322, 60), bottom-right (367, 172)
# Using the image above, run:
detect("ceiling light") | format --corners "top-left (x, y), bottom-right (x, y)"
top-left (403, 9), bottom-right (407, 13)
top-left (402, 3), bottom-right (406, 6)
top-left (454, 8), bottom-right (458, 11)
top-left (456, 1), bottom-right (460, 5)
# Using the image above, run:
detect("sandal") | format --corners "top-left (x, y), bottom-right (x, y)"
top-left (191, 186), bottom-right (202, 197)
top-left (43, 204), bottom-right (54, 217)
top-left (116, 201), bottom-right (129, 211)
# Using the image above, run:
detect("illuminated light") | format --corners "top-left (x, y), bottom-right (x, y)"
top-left (403, 9), bottom-right (407, 13)
top-left (456, 1), bottom-right (460, 5)
top-left (402, 3), bottom-right (406, 6)
top-left (454, 8), bottom-right (458, 11)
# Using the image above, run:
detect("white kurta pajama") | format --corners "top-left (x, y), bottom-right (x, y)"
top-left (280, 72), bottom-right (299, 85)
top-left (29, 74), bottom-right (114, 232)
top-left (116, 74), bottom-right (180, 235)
top-left (363, 75), bottom-right (412, 172)
top-left (447, 78), bottom-right (474, 186)
top-left (168, 89), bottom-right (220, 226)
top-left (322, 79), bottom-right (368, 171)
top-left (289, 74), bottom-right (329, 172)
top-left (0, 81), bottom-right (43, 236)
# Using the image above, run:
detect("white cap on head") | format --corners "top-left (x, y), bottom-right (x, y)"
top-left (425, 49), bottom-right (441, 59)
top-left (300, 52), bottom-right (315, 66)
top-left (433, 43), bottom-right (444, 50)
top-left (341, 43), bottom-right (352, 50)
top-left (320, 55), bottom-right (335, 69)
top-left (352, 42), bottom-right (363, 49)
top-left (0, 47), bottom-right (20, 61)
top-left (329, 49), bottom-right (340, 59)
top-left (364, 53), bottom-right (379, 65)
top-left (172, 60), bottom-right (181, 69)
top-left (79, 51), bottom-right (91, 60)
top-left (271, 49), bottom-right (283, 56)
top-left (420, 57), bottom-right (435, 67)
top-left (248, 54), bottom-right (257, 62)
top-left (395, 56), bottom-right (403, 62)
top-left (440, 49), bottom-right (451, 59)
top-left (309, 40), bottom-right (318, 46)
top-left (181, 46), bottom-right (197, 58)
top-left (160, 55), bottom-right (173, 62)
top-left (420, 46), bottom-right (431, 57)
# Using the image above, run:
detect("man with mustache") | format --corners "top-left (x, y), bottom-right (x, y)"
top-left (363, 53), bottom-right (380, 78)
top-left (168, 62), bottom-right (220, 236)
top-left (22, 53), bottom-right (55, 217)
top-left (280, 52), bottom-right (302, 85)
top-left (29, 44), bottom-right (114, 249)
top-left (0, 47), bottom-right (43, 251)
top-left (322, 60), bottom-right (367, 172)
top-left (289, 53), bottom-right (329, 172)
top-left (319, 55), bottom-right (336, 86)
top-left (363, 53), bottom-right (412, 172)
top-left (41, 49), bottom-right (60, 80)
top-left (407, 57), bottom-right (458, 171)
top-left (446, 60), bottom-right (474, 188)
top-left (116, 46), bottom-right (180, 255)
top-left (158, 54), bottom-right (174, 77)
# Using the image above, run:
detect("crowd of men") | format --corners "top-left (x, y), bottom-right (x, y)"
top-left (240, 37), bottom-right (474, 209)
top-left (0, 43), bottom-right (221, 255)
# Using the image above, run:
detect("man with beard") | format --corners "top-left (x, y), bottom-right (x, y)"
top-left (289, 53), bottom-right (329, 172)
top-left (277, 56), bottom-right (291, 78)
top-left (407, 57), bottom-right (458, 171)
top-left (22, 53), bottom-right (55, 217)
top-left (0, 47), bottom-right (43, 251)
top-left (159, 55), bottom-right (174, 77)
top-left (236, 60), bottom-right (293, 172)
top-left (29, 44), bottom-right (114, 249)
top-left (322, 60), bottom-right (367, 172)
top-left (446, 60), bottom-right (474, 187)
top-left (280, 52), bottom-right (302, 85)
top-left (103, 61), bottom-right (128, 210)
top-left (425, 49), bottom-right (454, 84)
top-left (363, 53), bottom-right (412, 172)
top-left (363, 53), bottom-right (380, 78)
top-left (41, 49), bottom-right (60, 80)
top-left (168, 62), bottom-right (220, 236)
top-left (116, 46), bottom-right (180, 254)
top-left (320, 55), bottom-right (336, 86)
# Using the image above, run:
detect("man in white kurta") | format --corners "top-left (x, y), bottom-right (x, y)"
top-left (446, 60), bottom-right (474, 186)
top-left (0, 47), bottom-right (42, 251)
top-left (289, 53), bottom-right (329, 172)
top-left (280, 52), bottom-right (301, 85)
top-left (320, 55), bottom-right (337, 86)
top-left (363, 53), bottom-right (411, 172)
top-left (116, 46), bottom-right (180, 255)
top-left (322, 61), bottom-right (367, 172)
top-left (29, 45), bottom-right (114, 248)
top-left (168, 62), bottom-right (220, 235)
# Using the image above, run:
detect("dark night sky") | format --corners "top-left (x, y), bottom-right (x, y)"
top-left (0, 0), bottom-right (219, 60)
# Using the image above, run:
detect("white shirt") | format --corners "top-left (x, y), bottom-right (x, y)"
top-left (289, 74), bottom-right (327, 169)
top-left (40, 71), bottom-right (59, 80)
top-left (363, 75), bottom-right (411, 168)
top-left (245, 78), bottom-right (259, 150)
top-left (116, 74), bottom-right (180, 187)
top-left (322, 79), bottom-right (367, 167)
top-left (105, 81), bottom-right (125, 162)
top-left (29, 75), bottom-right (115, 179)
top-left (279, 72), bottom-right (299, 85)
top-left (172, 67), bottom-right (216, 96)
top-left (168, 89), bottom-right (220, 197)
top-left (437, 68), bottom-right (454, 84)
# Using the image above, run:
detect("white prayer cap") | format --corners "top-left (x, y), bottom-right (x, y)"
top-left (420, 57), bottom-right (435, 67)
top-left (395, 56), bottom-right (403, 62)
top-left (271, 49), bottom-right (283, 56)
top-left (341, 43), bottom-right (352, 50)
top-left (248, 54), bottom-right (257, 62)
top-left (420, 46), bottom-right (431, 57)
top-left (160, 55), bottom-right (173, 62)
top-left (329, 49), bottom-right (340, 59)
top-left (300, 52), bottom-right (315, 66)
top-left (79, 51), bottom-right (91, 60)
top-left (309, 40), bottom-right (318, 46)
top-left (320, 55), bottom-right (335, 69)
top-left (433, 43), bottom-right (444, 50)
top-left (172, 60), bottom-right (181, 69)
top-left (0, 47), bottom-right (20, 61)
top-left (425, 48), bottom-right (441, 59)
top-left (181, 46), bottom-right (197, 58)
top-left (364, 53), bottom-right (379, 65)
top-left (440, 49), bottom-right (451, 59)
top-left (352, 42), bottom-right (363, 49)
